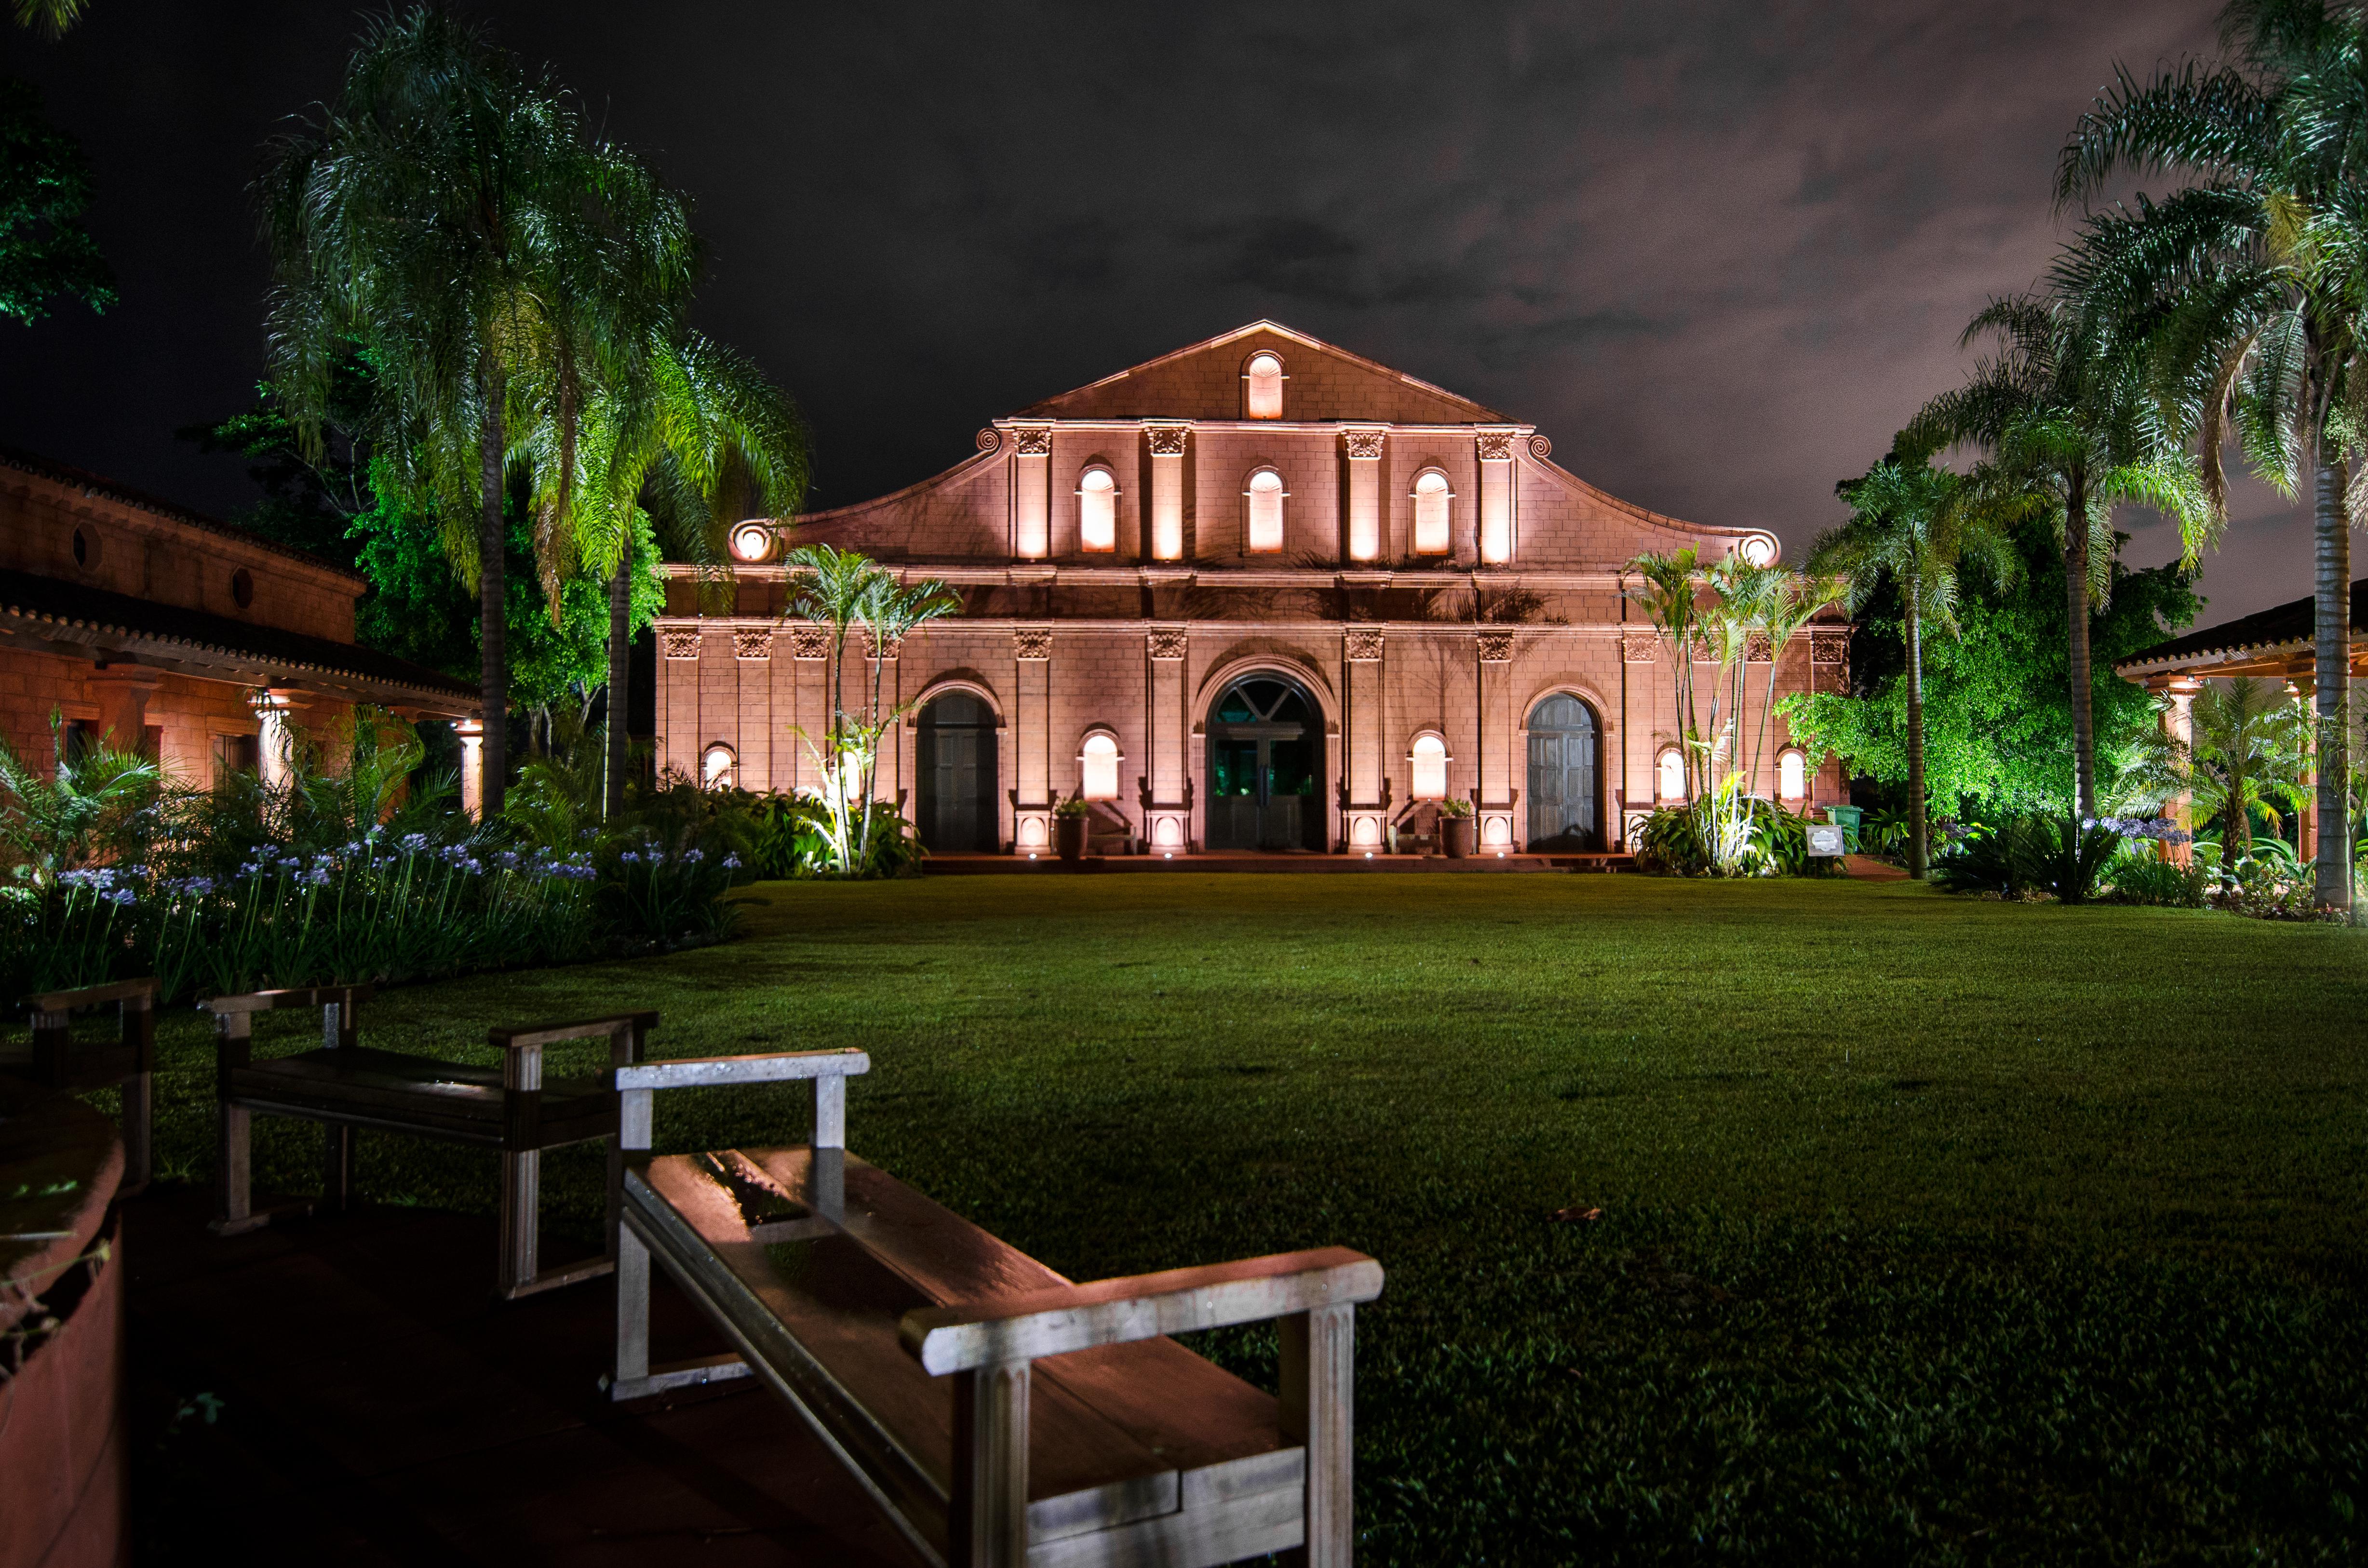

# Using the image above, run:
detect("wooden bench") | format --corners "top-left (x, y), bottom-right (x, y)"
top-left (0, 977), bottom-right (157, 1195)
top-left (203, 984), bottom-right (654, 1298)
top-left (609, 1049), bottom-right (1383, 1567)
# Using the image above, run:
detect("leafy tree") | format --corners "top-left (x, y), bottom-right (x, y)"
top-left (1811, 447), bottom-right (2024, 877)
top-left (260, 7), bottom-right (695, 815)
top-left (1911, 295), bottom-right (2209, 818)
top-left (0, 79), bottom-right (113, 325)
top-left (12, 1), bottom-right (91, 37)
top-left (2057, 0), bottom-right (2368, 908)
top-left (1786, 533), bottom-right (2201, 820)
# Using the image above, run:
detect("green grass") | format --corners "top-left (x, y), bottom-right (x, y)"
top-left (135, 875), bottom-right (2368, 1563)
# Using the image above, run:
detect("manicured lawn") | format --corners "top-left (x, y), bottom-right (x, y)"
top-left (137, 875), bottom-right (2368, 1563)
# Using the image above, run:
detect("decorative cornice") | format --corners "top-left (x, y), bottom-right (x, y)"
top-left (1013, 626), bottom-right (1053, 660)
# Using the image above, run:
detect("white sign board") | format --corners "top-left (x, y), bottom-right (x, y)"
top-left (1805, 823), bottom-right (1847, 858)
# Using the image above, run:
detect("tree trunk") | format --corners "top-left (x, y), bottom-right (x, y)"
top-left (478, 374), bottom-right (508, 819)
top-left (2313, 457), bottom-right (2353, 911)
top-left (604, 558), bottom-right (631, 819)
top-left (1905, 576), bottom-right (1929, 881)
top-left (2065, 467), bottom-right (2096, 821)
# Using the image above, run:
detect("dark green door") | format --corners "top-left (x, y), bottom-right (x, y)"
top-left (1526, 694), bottom-right (1599, 851)
top-left (918, 693), bottom-right (998, 852)
top-left (1206, 677), bottom-right (1324, 851)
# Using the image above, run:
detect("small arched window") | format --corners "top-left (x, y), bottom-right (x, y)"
top-left (1245, 468), bottom-right (1287, 553)
top-left (1079, 730), bottom-right (1121, 800)
top-left (1244, 352), bottom-right (1284, 418)
top-left (1656, 747), bottom-right (1685, 802)
top-left (1412, 468), bottom-right (1453, 555)
top-left (1076, 465), bottom-right (1118, 552)
top-left (1778, 749), bottom-right (1807, 802)
top-left (701, 743), bottom-right (737, 789)
top-left (1409, 732), bottom-right (1449, 800)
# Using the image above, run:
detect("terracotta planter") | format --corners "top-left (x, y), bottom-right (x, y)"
top-left (0, 1083), bottom-right (125, 1568)
top-left (1054, 816), bottom-right (1089, 861)
top-left (1440, 816), bottom-right (1475, 859)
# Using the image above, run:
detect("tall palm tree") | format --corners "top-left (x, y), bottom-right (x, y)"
top-left (2189, 675), bottom-right (2310, 885)
top-left (1624, 547), bottom-right (1706, 796)
top-left (1813, 447), bottom-right (2021, 878)
top-left (2057, 0), bottom-right (2364, 909)
top-left (1911, 295), bottom-right (2212, 818)
top-left (260, 8), bottom-right (693, 817)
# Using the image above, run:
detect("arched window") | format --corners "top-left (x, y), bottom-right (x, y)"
top-left (1245, 468), bottom-right (1287, 553)
top-left (1408, 732), bottom-right (1449, 800)
top-left (1244, 352), bottom-right (1284, 418)
top-left (1656, 747), bottom-right (1685, 802)
top-left (1412, 468), bottom-right (1453, 555)
top-left (1079, 730), bottom-right (1120, 800)
top-left (1076, 465), bottom-right (1118, 552)
top-left (701, 743), bottom-right (737, 789)
top-left (1778, 748), bottom-right (1807, 802)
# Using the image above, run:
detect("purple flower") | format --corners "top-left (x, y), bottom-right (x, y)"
top-left (107, 887), bottom-right (135, 906)
top-left (721, 853), bottom-right (742, 871)
top-left (683, 848), bottom-right (704, 864)
top-left (399, 833), bottom-right (428, 852)
top-left (619, 851), bottom-right (640, 864)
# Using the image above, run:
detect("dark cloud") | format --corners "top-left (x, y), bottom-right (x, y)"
top-left (0, 0), bottom-right (2300, 623)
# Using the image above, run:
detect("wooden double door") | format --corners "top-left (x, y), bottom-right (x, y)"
top-left (916, 692), bottom-right (998, 853)
top-left (1205, 677), bottom-right (1324, 852)
top-left (1525, 694), bottom-right (1601, 852)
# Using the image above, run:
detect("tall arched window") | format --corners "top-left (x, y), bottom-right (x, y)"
top-left (702, 743), bottom-right (737, 789)
top-left (1245, 468), bottom-right (1287, 553)
top-left (1656, 747), bottom-right (1685, 802)
top-left (1412, 467), bottom-right (1453, 555)
top-left (1079, 730), bottom-right (1120, 800)
top-left (1409, 732), bottom-right (1449, 799)
top-left (1077, 464), bottom-right (1118, 552)
top-left (1244, 352), bottom-right (1284, 418)
top-left (1778, 749), bottom-right (1807, 802)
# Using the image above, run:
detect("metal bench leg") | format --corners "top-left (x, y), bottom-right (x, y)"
top-left (499, 1148), bottom-right (539, 1296)
top-left (1280, 1303), bottom-right (1356, 1568)
top-left (614, 1222), bottom-right (650, 1391)
top-left (322, 1124), bottom-right (354, 1215)
top-left (951, 1360), bottom-right (1032, 1568)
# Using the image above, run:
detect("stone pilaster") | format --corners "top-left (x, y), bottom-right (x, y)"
top-left (1013, 627), bottom-right (1053, 853)
top-left (1344, 428), bottom-right (1384, 563)
top-left (1343, 627), bottom-right (1386, 850)
top-left (659, 626), bottom-right (700, 779)
top-left (789, 624), bottom-right (827, 795)
top-left (1476, 629), bottom-right (1516, 851)
top-left (733, 628), bottom-right (771, 793)
top-left (1476, 430), bottom-right (1516, 565)
top-left (1011, 426), bottom-right (1052, 559)
top-left (1144, 627), bottom-right (1190, 850)
top-left (1146, 425), bottom-right (1188, 562)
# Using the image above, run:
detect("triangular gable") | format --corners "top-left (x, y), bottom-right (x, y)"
top-left (1012, 321), bottom-right (1509, 425)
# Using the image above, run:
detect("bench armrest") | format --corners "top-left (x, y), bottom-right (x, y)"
top-left (614, 1049), bottom-right (867, 1090)
top-left (26, 978), bottom-right (157, 1013)
top-left (899, 1246), bottom-right (1384, 1373)
top-left (201, 984), bottom-right (374, 1016)
top-left (489, 1011), bottom-right (660, 1052)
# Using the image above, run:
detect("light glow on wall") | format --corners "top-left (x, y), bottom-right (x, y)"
top-left (1778, 749), bottom-right (1807, 801)
top-left (702, 743), bottom-right (736, 788)
top-left (1077, 466), bottom-right (1117, 551)
top-left (729, 521), bottom-right (776, 563)
top-left (1245, 352), bottom-right (1283, 418)
top-left (1409, 732), bottom-right (1448, 799)
top-left (1079, 731), bottom-right (1120, 799)
top-left (1736, 532), bottom-right (1779, 567)
top-left (1657, 748), bottom-right (1685, 801)
top-left (1246, 468), bottom-right (1286, 553)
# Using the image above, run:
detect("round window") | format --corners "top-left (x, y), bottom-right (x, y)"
top-left (231, 568), bottom-right (255, 608)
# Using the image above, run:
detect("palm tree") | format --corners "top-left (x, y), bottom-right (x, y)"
top-left (1624, 547), bottom-right (1706, 796)
top-left (1813, 447), bottom-right (2021, 878)
top-left (2057, 0), bottom-right (2364, 909)
top-left (2189, 676), bottom-right (2310, 885)
top-left (1912, 295), bottom-right (2212, 818)
top-left (260, 8), bottom-right (693, 817)
top-left (12, 0), bottom-right (88, 37)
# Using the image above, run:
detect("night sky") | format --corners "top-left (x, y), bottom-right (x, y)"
top-left (0, 1), bottom-right (2312, 625)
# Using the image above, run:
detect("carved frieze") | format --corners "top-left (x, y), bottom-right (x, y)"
top-left (733, 629), bottom-right (771, 662)
top-left (1011, 426), bottom-right (1053, 457)
top-left (1812, 633), bottom-right (1849, 683)
top-left (660, 629), bottom-right (701, 661)
top-left (1343, 429), bottom-right (1386, 460)
top-left (788, 625), bottom-right (828, 661)
top-left (1145, 424), bottom-right (1190, 457)
top-left (1476, 433), bottom-right (1516, 462)
top-left (1147, 627), bottom-right (1188, 660)
top-left (1476, 629), bottom-right (1514, 663)
top-left (1746, 632), bottom-right (1773, 664)
top-left (1013, 626), bottom-right (1053, 660)
top-left (1621, 632), bottom-right (1658, 664)
top-left (864, 630), bottom-right (903, 663)
top-left (1345, 627), bottom-right (1384, 662)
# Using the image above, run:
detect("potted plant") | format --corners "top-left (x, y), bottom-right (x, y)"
top-left (1437, 797), bottom-right (1476, 859)
top-left (1053, 794), bottom-right (1092, 862)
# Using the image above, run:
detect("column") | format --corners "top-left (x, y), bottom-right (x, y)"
top-left (790, 625), bottom-right (828, 793)
top-left (1013, 628), bottom-right (1052, 854)
top-left (1343, 629), bottom-right (1386, 850)
top-left (734, 629), bottom-right (771, 793)
top-left (1476, 630), bottom-right (1516, 852)
top-left (1145, 628), bottom-right (1190, 851)
top-left (456, 719), bottom-right (484, 820)
top-left (1344, 429), bottom-right (1384, 563)
top-left (1012, 427), bottom-right (1051, 559)
top-left (86, 667), bottom-right (163, 759)
top-left (769, 631), bottom-right (795, 793)
top-left (1476, 432), bottom-right (1516, 565)
top-left (660, 627), bottom-right (700, 778)
top-left (1147, 425), bottom-right (1187, 562)
top-left (1621, 629), bottom-right (1658, 847)
top-left (2163, 683), bottom-right (2195, 865)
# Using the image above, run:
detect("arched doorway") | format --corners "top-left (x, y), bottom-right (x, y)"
top-left (1206, 675), bottom-right (1325, 851)
top-left (916, 692), bottom-right (998, 852)
top-left (1526, 694), bottom-right (1600, 851)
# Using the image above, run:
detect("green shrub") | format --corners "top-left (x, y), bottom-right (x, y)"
top-left (2102, 849), bottom-right (2211, 908)
top-left (1934, 815), bottom-right (2120, 903)
top-left (1632, 799), bottom-right (1843, 879)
